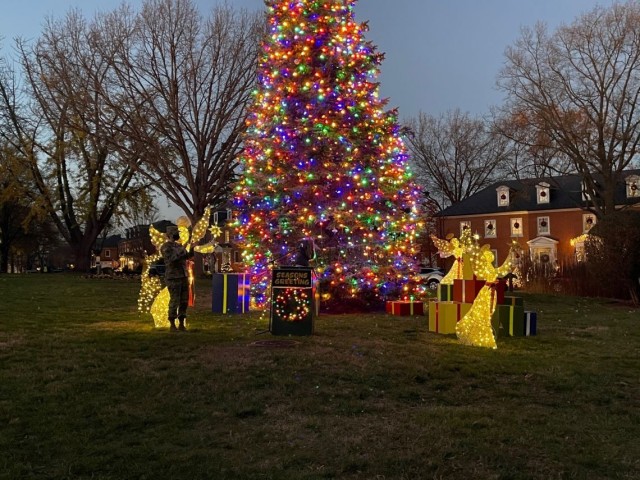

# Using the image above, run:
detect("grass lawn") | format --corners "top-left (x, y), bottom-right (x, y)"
top-left (0, 274), bottom-right (638, 480)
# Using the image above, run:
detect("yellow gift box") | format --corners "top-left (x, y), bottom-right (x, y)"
top-left (428, 301), bottom-right (472, 334)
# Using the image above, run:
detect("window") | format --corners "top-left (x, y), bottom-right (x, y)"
top-left (496, 186), bottom-right (510, 207)
top-left (626, 175), bottom-right (639, 198)
top-left (104, 250), bottom-right (111, 258)
top-left (537, 216), bottom-right (550, 235)
top-left (583, 214), bottom-right (596, 233)
top-left (225, 230), bottom-right (230, 243)
top-left (510, 218), bottom-right (523, 237)
top-left (234, 251), bottom-right (241, 263)
top-left (536, 182), bottom-right (550, 204)
top-left (460, 221), bottom-right (471, 236)
top-left (484, 219), bottom-right (497, 238)
top-left (491, 249), bottom-right (498, 267)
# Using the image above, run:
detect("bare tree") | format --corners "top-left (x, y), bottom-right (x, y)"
top-left (405, 109), bottom-right (510, 209)
top-left (497, 1), bottom-right (640, 217)
top-left (99, 0), bottom-right (264, 223)
top-left (0, 10), bottom-right (149, 271)
top-left (491, 111), bottom-right (575, 179)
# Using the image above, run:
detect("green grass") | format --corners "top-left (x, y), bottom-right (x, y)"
top-left (0, 274), bottom-right (638, 480)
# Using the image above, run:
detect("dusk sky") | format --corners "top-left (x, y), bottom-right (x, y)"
top-left (0, 0), bottom-right (614, 217)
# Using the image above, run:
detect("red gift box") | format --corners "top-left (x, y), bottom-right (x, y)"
top-left (453, 279), bottom-right (485, 303)
top-left (388, 301), bottom-right (425, 316)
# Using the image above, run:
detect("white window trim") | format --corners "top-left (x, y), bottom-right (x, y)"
top-left (460, 221), bottom-right (471, 236)
top-left (484, 219), bottom-right (497, 238)
top-left (496, 186), bottom-right (510, 207)
top-left (537, 216), bottom-right (550, 236)
top-left (582, 214), bottom-right (596, 233)
top-left (510, 217), bottom-right (523, 237)
top-left (626, 175), bottom-right (639, 198)
top-left (536, 182), bottom-right (550, 204)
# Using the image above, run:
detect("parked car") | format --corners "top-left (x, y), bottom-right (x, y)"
top-left (416, 266), bottom-right (445, 290)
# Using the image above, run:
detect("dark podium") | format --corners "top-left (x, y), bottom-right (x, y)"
top-left (270, 267), bottom-right (315, 335)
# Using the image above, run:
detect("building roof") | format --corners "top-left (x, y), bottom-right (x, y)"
top-left (102, 234), bottom-right (122, 248)
top-left (438, 170), bottom-right (640, 217)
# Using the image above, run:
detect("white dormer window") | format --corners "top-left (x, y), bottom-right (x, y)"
top-left (583, 214), bottom-right (596, 233)
top-left (496, 186), bottom-right (510, 207)
top-left (626, 175), bottom-right (639, 198)
top-left (536, 182), bottom-right (550, 204)
top-left (581, 180), bottom-right (590, 201)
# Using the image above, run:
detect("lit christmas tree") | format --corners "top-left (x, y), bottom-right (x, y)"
top-left (234, 0), bottom-right (421, 307)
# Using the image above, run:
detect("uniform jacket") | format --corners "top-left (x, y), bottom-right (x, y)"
top-left (160, 240), bottom-right (189, 280)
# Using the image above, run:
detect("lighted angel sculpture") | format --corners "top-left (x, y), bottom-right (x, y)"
top-left (138, 207), bottom-right (215, 328)
top-left (455, 245), bottom-right (516, 349)
top-left (430, 228), bottom-right (474, 285)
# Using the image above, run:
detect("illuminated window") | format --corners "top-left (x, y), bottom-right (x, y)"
top-left (496, 186), bottom-right (510, 207)
top-left (510, 218), bottom-right (523, 237)
top-left (626, 175), bottom-right (639, 198)
top-left (225, 230), bottom-right (230, 243)
top-left (583, 214), bottom-right (596, 233)
top-left (484, 219), bottom-right (497, 238)
top-left (537, 216), bottom-right (550, 235)
top-left (536, 182), bottom-right (550, 204)
top-left (460, 221), bottom-right (471, 236)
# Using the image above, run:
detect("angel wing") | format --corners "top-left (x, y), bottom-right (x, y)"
top-left (430, 235), bottom-right (455, 258)
top-left (149, 225), bottom-right (166, 252)
top-left (191, 206), bottom-right (212, 245)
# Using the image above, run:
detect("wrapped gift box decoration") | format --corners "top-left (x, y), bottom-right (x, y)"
top-left (428, 301), bottom-right (472, 334)
top-left (492, 304), bottom-right (525, 336)
top-left (502, 295), bottom-right (524, 307)
top-left (461, 252), bottom-right (474, 279)
top-left (524, 310), bottom-right (537, 336)
top-left (437, 284), bottom-right (454, 301)
top-left (389, 301), bottom-right (425, 316)
top-left (386, 301), bottom-right (393, 314)
top-left (212, 272), bottom-right (250, 314)
top-left (453, 279), bottom-right (486, 303)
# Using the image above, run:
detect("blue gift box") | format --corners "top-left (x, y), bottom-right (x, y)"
top-left (524, 310), bottom-right (537, 336)
top-left (212, 273), bottom-right (250, 314)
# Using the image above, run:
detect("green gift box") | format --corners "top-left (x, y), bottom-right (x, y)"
top-left (437, 284), bottom-right (454, 301)
top-left (502, 295), bottom-right (524, 307)
top-left (492, 304), bottom-right (525, 336)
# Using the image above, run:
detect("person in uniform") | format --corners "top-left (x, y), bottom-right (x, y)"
top-left (161, 225), bottom-right (192, 331)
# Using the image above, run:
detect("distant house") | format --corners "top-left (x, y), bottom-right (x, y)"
top-left (436, 171), bottom-right (640, 267)
top-left (93, 234), bottom-right (122, 272)
top-left (118, 220), bottom-right (173, 272)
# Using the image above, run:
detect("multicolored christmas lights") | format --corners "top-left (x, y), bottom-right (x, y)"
top-left (234, 0), bottom-right (421, 302)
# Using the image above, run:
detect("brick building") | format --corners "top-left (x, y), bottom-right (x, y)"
top-left (436, 171), bottom-right (640, 267)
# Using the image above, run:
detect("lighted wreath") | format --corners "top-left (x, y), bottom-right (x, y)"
top-left (274, 288), bottom-right (310, 322)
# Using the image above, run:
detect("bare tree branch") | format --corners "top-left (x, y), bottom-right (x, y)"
top-left (404, 109), bottom-right (509, 209)
top-left (497, 2), bottom-right (640, 217)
